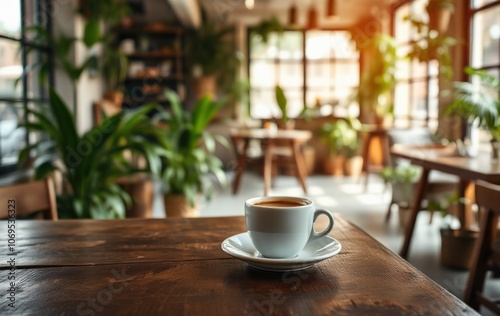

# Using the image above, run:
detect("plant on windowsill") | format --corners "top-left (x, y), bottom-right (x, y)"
top-left (274, 85), bottom-right (294, 129)
top-left (156, 91), bottom-right (227, 218)
top-left (18, 89), bottom-right (168, 219)
top-left (381, 163), bottom-right (421, 228)
top-left (427, 194), bottom-right (479, 270)
top-left (444, 67), bottom-right (500, 159)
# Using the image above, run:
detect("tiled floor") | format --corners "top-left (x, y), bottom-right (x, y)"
top-left (153, 171), bottom-right (500, 315)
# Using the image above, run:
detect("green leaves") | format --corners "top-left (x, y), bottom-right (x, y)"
top-left (320, 118), bottom-right (361, 157)
top-left (275, 85), bottom-right (288, 125)
top-left (20, 89), bottom-right (169, 219)
top-left (157, 92), bottom-right (227, 206)
top-left (445, 67), bottom-right (500, 139)
top-left (83, 19), bottom-right (101, 47)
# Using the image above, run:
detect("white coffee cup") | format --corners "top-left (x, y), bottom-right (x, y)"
top-left (245, 196), bottom-right (334, 259)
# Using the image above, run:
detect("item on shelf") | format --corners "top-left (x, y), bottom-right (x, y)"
top-left (160, 61), bottom-right (173, 77)
top-left (120, 39), bottom-right (135, 54)
top-left (128, 61), bottom-right (145, 78)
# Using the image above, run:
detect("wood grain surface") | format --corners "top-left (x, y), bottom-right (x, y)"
top-left (0, 216), bottom-right (477, 315)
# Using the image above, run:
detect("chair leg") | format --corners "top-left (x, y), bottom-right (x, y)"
top-left (464, 211), bottom-right (496, 311)
top-left (385, 201), bottom-right (394, 222)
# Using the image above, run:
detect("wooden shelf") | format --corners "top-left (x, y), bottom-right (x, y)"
top-left (117, 23), bottom-right (186, 109)
top-left (126, 51), bottom-right (182, 59)
top-left (125, 75), bottom-right (184, 82)
top-left (119, 25), bottom-right (182, 36)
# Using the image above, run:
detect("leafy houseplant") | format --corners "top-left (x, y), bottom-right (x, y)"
top-left (426, 0), bottom-right (455, 33)
top-left (19, 89), bottom-right (168, 219)
top-left (445, 67), bottom-right (500, 158)
top-left (353, 34), bottom-right (398, 124)
top-left (382, 163), bottom-right (421, 227)
top-left (185, 8), bottom-right (240, 99)
top-left (427, 194), bottom-right (479, 270)
top-left (252, 17), bottom-right (284, 44)
top-left (157, 92), bottom-right (227, 218)
top-left (382, 164), bottom-right (421, 208)
top-left (405, 0), bottom-right (457, 80)
top-left (102, 49), bottom-right (129, 105)
top-left (319, 118), bottom-right (361, 175)
top-left (275, 85), bottom-right (291, 128)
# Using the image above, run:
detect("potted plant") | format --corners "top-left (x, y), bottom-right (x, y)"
top-left (426, 0), bottom-right (455, 33)
top-left (102, 49), bottom-right (128, 106)
top-left (320, 118), bottom-right (360, 176)
top-left (427, 194), bottom-right (479, 270)
top-left (343, 118), bottom-right (363, 176)
top-left (445, 67), bottom-right (500, 159)
top-left (185, 8), bottom-right (240, 100)
top-left (381, 164), bottom-right (421, 227)
top-left (405, 0), bottom-right (457, 80)
top-left (18, 89), bottom-right (168, 219)
top-left (252, 16), bottom-right (284, 44)
top-left (274, 85), bottom-right (294, 129)
top-left (353, 34), bottom-right (398, 125)
top-left (157, 91), bottom-right (227, 218)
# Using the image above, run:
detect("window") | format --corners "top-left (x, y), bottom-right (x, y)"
top-left (0, 0), bottom-right (52, 175)
top-left (248, 30), bottom-right (359, 120)
top-left (471, 1), bottom-right (500, 77)
top-left (393, 0), bottom-right (439, 130)
top-left (469, 0), bottom-right (500, 145)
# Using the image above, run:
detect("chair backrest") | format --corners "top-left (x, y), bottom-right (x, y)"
top-left (463, 180), bottom-right (500, 313)
top-left (387, 127), bottom-right (436, 148)
top-left (387, 127), bottom-right (437, 168)
top-left (0, 178), bottom-right (58, 220)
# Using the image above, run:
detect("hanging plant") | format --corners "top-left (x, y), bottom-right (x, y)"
top-left (252, 17), bottom-right (284, 44)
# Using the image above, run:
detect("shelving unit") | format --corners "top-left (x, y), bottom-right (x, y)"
top-left (117, 24), bottom-right (186, 109)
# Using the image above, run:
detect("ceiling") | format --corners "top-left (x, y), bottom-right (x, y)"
top-left (198, 0), bottom-right (400, 29)
top-left (152, 0), bottom-right (401, 29)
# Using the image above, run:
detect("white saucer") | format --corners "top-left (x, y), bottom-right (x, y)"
top-left (221, 232), bottom-right (341, 272)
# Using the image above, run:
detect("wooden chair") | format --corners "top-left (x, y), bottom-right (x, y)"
top-left (464, 180), bottom-right (500, 314)
top-left (0, 178), bottom-right (58, 220)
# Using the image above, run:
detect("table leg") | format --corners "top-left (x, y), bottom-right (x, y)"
top-left (231, 138), bottom-right (250, 195)
top-left (400, 167), bottom-right (430, 259)
top-left (291, 141), bottom-right (308, 194)
top-left (263, 141), bottom-right (274, 196)
top-left (360, 134), bottom-right (373, 191)
top-left (458, 179), bottom-right (474, 230)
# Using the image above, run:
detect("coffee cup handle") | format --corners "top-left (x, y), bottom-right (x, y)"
top-left (309, 209), bottom-right (334, 241)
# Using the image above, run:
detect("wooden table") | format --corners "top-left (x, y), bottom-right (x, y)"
top-left (0, 216), bottom-right (477, 315)
top-left (230, 128), bottom-right (312, 196)
top-left (391, 145), bottom-right (500, 259)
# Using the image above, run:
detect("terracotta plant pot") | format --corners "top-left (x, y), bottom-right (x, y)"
top-left (426, 1), bottom-right (452, 33)
top-left (194, 75), bottom-right (216, 101)
top-left (440, 229), bottom-right (479, 270)
top-left (118, 174), bottom-right (154, 218)
top-left (323, 155), bottom-right (345, 176)
top-left (103, 91), bottom-right (124, 107)
top-left (163, 194), bottom-right (199, 218)
top-left (344, 156), bottom-right (363, 177)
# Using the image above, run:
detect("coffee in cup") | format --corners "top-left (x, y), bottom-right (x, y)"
top-left (245, 196), bottom-right (334, 259)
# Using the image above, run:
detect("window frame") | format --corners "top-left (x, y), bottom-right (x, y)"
top-left (247, 28), bottom-right (360, 120)
top-left (0, 0), bottom-right (53, 175)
